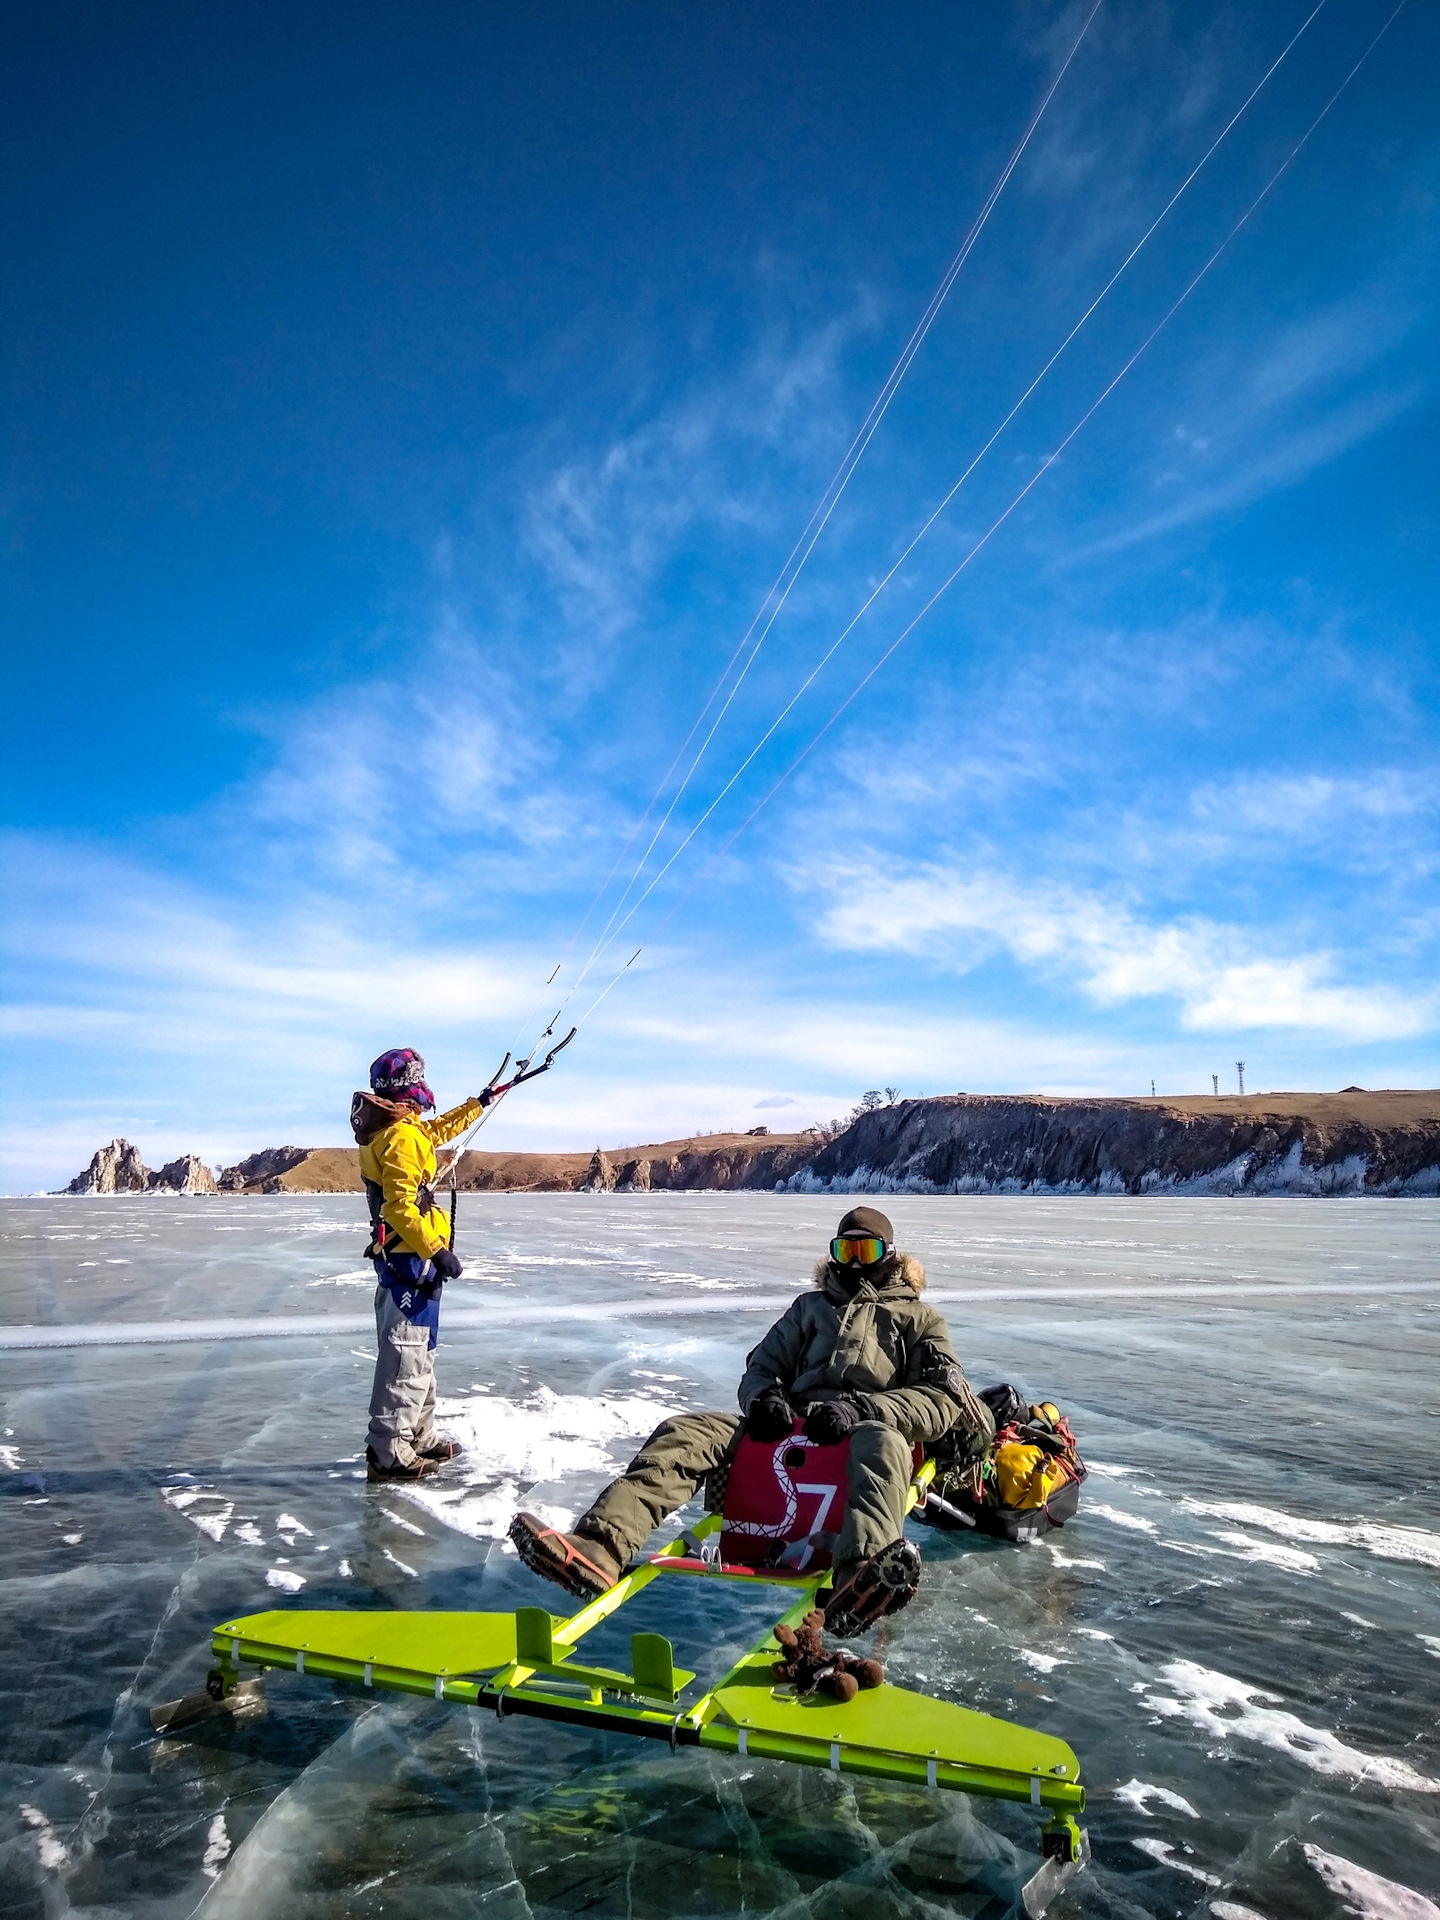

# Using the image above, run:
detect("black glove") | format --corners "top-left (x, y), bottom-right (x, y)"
top-left (803, 1395), bottom-right (880, 1445)
top-left (474, 1088), bottom-right (495, 1108)
top-left (745, 1386), bottom-right (796, 1441)
top-left (431, 1247), bottom-right (463, 1281)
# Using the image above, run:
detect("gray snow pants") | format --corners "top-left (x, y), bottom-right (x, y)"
top-left (367, 1284), bottom-right (439, 1469)
top-left (578, 1411), bottom-right (914, 1569)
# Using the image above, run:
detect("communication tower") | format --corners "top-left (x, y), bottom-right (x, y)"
top-left (1236, 1061), bottom-right (1246, 1096)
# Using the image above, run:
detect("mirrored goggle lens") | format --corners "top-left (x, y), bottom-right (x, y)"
top-left (831, 1235), bottom-right (886, 1266)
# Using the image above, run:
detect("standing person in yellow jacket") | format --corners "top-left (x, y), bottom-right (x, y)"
top-left (352, 1048), bottom-right (489, 1482)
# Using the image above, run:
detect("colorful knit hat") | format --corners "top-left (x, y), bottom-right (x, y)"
top-left (369, 1049), bottom-right (435, 1110)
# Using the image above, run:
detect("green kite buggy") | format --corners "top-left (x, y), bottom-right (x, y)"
top-left (199, 1456), bottom-right (1089, 1918)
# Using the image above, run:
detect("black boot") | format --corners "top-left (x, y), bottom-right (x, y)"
top-left (366, 1445), bottom-right (437, 1483)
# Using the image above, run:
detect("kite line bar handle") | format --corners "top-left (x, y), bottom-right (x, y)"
top-left (438, 1027), bottom-right (578, 1198)
top-left (501, 1025), bottom-right (577, 1090)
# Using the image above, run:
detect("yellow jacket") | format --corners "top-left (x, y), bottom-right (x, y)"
top-left (358, 1098), bottom-right (485, 1260)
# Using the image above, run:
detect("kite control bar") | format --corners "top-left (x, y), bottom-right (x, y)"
top-left (438, 1022), bottom-right (578, 1198)
top-left (486, 1021), bottom-right (577, 1099)
top-left (464, 1020), bottom-right (577, 1124)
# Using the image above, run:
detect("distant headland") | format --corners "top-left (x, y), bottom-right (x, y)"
top-left (63, 1089), bottom-right (1440, 1198)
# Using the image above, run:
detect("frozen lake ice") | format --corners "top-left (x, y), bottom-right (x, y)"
top-left (2, 1190), bottom-right (1438, 1917)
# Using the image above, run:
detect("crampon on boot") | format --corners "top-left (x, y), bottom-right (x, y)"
top-left (771, 1608), bottom-right (885, 1702)
top-left (420, 1437), bottom-right (463, 1463)
top-left (508, 1512), bottom-right (621, 1599)
top-left (821, 1537), bottom-right (922, 1637)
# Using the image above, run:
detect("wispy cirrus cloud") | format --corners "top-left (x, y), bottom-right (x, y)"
top-left (1173, 770), bottom-right (1440, 880)
top-left (795, 855), bottom-right (1436, 1043)
top-left (1058, 251), bottom-right (1434, 564)
top-left (1075, 382), bottom-right (1425, 561)
top-left (512, 299), bottom-right (877, 689)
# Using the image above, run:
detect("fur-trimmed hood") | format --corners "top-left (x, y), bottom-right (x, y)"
top-left (814, 1250), bottom-right (926, 1303)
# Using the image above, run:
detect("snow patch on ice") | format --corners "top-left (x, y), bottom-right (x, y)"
top-left (1044, 1544), bottom-right (1107, 1569)
top-left (395, 1385), bottom-right (676, 1541)
top-left (162, 1485), bottom-right (233, 1540)
top-left (1418, 1635), bottom-right (1440, 1659)
top-left (1017, 1648), bottom-right (1065, 1673)
top-left (379, 1505), bottom-right (425, 1536)
top-left (1088, 1503), bottom-right (1158, 1533)
top-left (0, 1445), bottom-right (23, 1471)
top-left (202, 1813), bottom-right (231, 1880)
top-left (1181, 1498), bottom-right (1440, 1568)
top-left (1211, 1903), bottom-right (1271, 1920)
top-left (1131, 1836), bottom-right (1220, 1884)
top-left (1145, 1660), bottom-right (1440, 1792)
top-left (1204, 1529), bottom-right (1321, 1573)
top-left (233, 1522), bottom-right (264, 1546)
top-left (382, 1547), bottom-right (418, 1578)
top-left (18, 1805), bottom-right (67, 1871)
top-left (275, 1513), bottom-right (311, 1537)
top-left (1114, 1777), bottom-right (1199, 1818)
top-left (265, 1568), bottom-right (305, 1591)
top-left (650, 1271), bottom-right (740, 1289)
top-left (1084, 1461), bottom-right (1139, 1478)
top-left (1302, 1843), bottom-right (1440, 1919)
top-left (191, 1504), bottom-right (234, 1543)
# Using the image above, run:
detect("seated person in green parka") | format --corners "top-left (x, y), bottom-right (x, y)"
top-left (510, 1207), bottom-right (994, 1631)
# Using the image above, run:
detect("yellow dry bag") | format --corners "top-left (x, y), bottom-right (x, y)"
top-left (992, 1441), bottom-right (1074, 1511)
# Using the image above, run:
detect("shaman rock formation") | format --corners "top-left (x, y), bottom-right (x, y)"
top-left (66, 1141), bottom-right (218, 1195)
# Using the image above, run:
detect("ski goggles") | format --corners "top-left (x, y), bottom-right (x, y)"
top-left (831, 1234), bottom-right (888, 1268)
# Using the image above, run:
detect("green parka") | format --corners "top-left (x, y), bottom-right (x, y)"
top-left (737, 1252), bottom-right (992, 1447)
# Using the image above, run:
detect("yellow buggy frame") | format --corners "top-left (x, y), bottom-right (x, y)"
top-left (203, 1465), bottom-right (1089, 1916)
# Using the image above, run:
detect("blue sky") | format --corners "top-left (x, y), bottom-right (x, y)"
top-left (2, 0), bottom-right (1437, 1191)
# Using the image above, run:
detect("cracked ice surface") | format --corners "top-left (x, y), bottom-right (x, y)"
top-left (2, 1189), bottom-right (1438, 1916)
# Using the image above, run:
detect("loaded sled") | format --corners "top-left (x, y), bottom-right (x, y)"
top-left (916, 1385), bottom-right (1088, 1544)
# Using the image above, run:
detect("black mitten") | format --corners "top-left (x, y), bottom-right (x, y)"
top-left (803, 1395), bottom-right (879, 1444)
top-left (745, 1386), bottom-right (796, 1441)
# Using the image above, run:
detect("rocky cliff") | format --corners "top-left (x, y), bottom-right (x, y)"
top-left (454, 1132), bottom-right (817, 1194)
top-left (788, 1091), bottom-right (1440, 1197)
top-left (61, 1093), bottom-right (1440, 1199)
top-left (62, 1131), bottom-right (814, 1195)
top-left (216, 1147), bottom-right (311, 1193)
